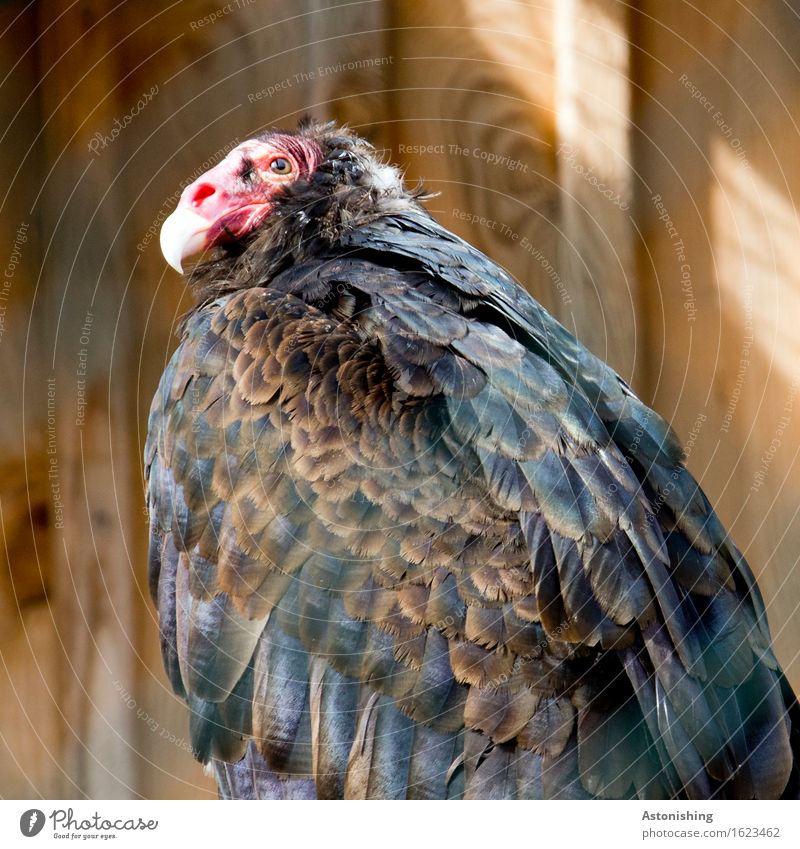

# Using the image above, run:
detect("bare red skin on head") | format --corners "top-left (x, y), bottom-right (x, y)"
top-left (178, 133), bottom-right (323, 246)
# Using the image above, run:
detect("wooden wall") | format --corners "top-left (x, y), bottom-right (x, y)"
top-left (632, 0), bottom-right (800, 695)
top-left (0, 0), bottom-right (798, 798)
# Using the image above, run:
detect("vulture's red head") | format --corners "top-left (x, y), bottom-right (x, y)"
top-left (159, 122), bottom-right (403, 273)
top-left (160, 133), bottom-right (323, 272)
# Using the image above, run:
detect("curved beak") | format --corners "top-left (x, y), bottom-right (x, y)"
top-left (159, 208), bottom-right (213, 274)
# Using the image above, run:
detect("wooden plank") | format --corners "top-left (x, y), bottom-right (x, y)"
top-left (555, 0), bottom-right (639, 380)
top-left (33, 0), bottom-right (211, 799)
top-left (634, 0), bottom-right (800, 688)
top-left (0, 0), bottom-right (65, 798)
top-left (386, 0), bottom-right (564, 324)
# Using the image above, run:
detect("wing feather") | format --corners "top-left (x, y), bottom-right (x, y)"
top-left (146, 210), bottom-right (797, 800)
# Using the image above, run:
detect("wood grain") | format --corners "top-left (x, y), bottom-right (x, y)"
top-left (634, 0), bottom-right (800, 689)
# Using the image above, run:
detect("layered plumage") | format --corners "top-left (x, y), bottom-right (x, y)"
top-left (146, 121), bottom-right (800, 799)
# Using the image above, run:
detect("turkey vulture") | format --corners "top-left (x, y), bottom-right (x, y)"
top-left (147, 120), bottom-right (799, 799)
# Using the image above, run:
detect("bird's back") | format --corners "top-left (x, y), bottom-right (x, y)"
top-left (146, 208), bottom-right (800, 798)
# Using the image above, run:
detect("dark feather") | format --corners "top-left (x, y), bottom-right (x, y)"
top-left (145, 121), bottom-right (798, 800)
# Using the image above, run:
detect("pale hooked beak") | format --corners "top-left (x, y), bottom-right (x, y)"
top-left (159, 208), bottom-right (213, 274)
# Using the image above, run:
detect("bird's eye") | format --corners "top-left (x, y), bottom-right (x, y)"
top-left (270, 157), bottom-right (292, 175)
